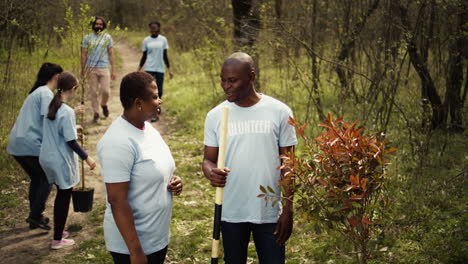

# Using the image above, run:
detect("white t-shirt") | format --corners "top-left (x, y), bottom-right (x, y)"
top-left (142, 35), bottom-right (169, 73)
top-left (204, 95), bottom-right (297, 223)
top-left (39, 104), bottom-right (79, 189)
top-left (97, 116), bottom-right (175, 255)
top-left (7, 85), bottom-right (53, 156)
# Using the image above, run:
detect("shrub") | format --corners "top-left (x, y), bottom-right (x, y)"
top-left (261, 113), bottom-right (396, 263)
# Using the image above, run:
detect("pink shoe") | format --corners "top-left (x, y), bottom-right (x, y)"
top-left (62, 231), bottom-right (69, 239)
top-left (51, 238), bottom-right (75, 249)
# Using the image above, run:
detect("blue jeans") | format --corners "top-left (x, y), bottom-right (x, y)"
top-left (146, 71), bottom-right (165, 98)
top-left (221, 221), bottom-right (285, 264)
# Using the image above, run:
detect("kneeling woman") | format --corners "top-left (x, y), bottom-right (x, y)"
top-left (97, 72), bottom-right (182, 264)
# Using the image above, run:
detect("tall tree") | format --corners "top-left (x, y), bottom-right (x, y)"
top-left (231, 0), bottom-right (261, 88)
top-left (445, 2), bottom-right (467, 132)
top-left (309, 0), bottom-right (325, 122)
top-left (397, 0), bottom-right (445, 129)
top-left (335, 0), bottom-right (380, 107)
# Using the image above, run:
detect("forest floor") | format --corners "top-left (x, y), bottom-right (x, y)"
top-left (0, 40), bottom-right (179, 263)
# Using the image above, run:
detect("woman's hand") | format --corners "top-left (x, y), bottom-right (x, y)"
top-left (76, 125), bottom-right (85, 142)
top-left (86, 156), bottom-right (97, 170)
top-left (167, 176), bottom-right (183, 195)
top-left (130, 251), bottom-right (147, 264)
top-left (74, 104), bottom-right (85, 115)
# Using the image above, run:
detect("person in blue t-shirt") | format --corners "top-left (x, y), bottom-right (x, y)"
top-left (81, 16), bottom-right (116, 123)
top-left (7, 62), bottom-right (63, 230)
top-left (138, 21), bottom-right (173, 100)
top-left (98, 72), bottom-right (182, 264)
top-left (202, 53), bottom-right (297, 264)
top-left (40, 72), bottom-right (97, 249)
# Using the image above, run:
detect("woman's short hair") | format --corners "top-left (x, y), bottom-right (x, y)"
top-left (120, 72), bottom-right (155, 110)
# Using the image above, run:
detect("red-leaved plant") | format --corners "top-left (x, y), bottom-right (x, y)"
top-left (260, 113), bottom-right (396, 264)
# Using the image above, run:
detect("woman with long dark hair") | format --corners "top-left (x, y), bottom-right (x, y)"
top-left (7, 62), bottom-right (63, 230)
top-left (39, 72), bottom-right (96, 249)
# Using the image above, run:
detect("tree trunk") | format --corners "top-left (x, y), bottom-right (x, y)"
top-left (397, 2), bottom-right (445, 129)
top-left (310, 0), bottom-right (325, 122)
top-left (231, 0), bottom-right (261, 89)
top-left (445, 8), bottom-right (466, 132)
top-left (335, 0), bottom-right (380, 106)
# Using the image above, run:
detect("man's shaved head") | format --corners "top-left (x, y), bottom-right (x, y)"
top-left (223, 52), bottom-right (255, 74)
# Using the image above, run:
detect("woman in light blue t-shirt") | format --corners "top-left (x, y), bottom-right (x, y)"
top-left (7, 62), bottom-right (63, 230)
top-left (98, 72), bottom-right (182, 264)
top-left (39, 72), bottom-right (97, 250)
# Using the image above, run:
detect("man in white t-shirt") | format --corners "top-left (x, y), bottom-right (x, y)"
top-left (202, 52), bottom-right (297, 264)
top-left (138, 21), bottom-right (173, 99)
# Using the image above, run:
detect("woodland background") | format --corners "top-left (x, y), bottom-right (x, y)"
top-left (0, 0), bottom-right (467, 263)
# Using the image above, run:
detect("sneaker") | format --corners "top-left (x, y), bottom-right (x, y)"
top-left (93, 112), bottom-right (99, 123)
top-left (62, 231), bottom-right (69, 239)
top-left (26, 216), bottom-right (51, 230)
top-left (41, 215), bottom-right (50, 224)
top-left (51, 238), bottom-right (75, 249)
top-left (101, 105), bottom-right (109, 117)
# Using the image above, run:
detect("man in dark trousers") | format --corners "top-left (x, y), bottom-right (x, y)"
top-left (138, 21), bottom-right (173, 99)
top-left (202, 52), bottom-right (297, 264)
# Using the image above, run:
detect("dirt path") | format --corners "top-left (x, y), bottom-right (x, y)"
top-left (0, 40), bottom-right (172, 263)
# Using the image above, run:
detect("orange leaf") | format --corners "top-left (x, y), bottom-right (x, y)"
top-left (350, 194), bottom-right (364, 201)
top-left (360, 178), bottom-right (368, 191)
top-left (348, 216), bottom-right (359, 227)
top-left (362, 215), bottom-right (372, 225)
top-left (350, 175), bottom-right (359, 185)
top-left (386, 147), bottom-right (397, 154)
top-left (318, 178), bottom-right (328, 186)
top-left (319, 123), bottom-right (333, 130)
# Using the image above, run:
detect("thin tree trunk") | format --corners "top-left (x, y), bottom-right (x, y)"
top-left (231, 0), bottom-right (261, 89)
top-left (310, 0), bottom-right (325, 122)
top-left (335, 0), bottom-right (380, 107)
top-left (397, 2), bottom-right (445, 129)
top-left (445, 9), bottom-right (466, 132)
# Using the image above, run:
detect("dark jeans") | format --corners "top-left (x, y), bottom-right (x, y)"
top-left (53, 186), bottom-right (73, 240)
top-left (221, 221), bottom-right (285, 264)
top-left (13, 155), bottom-right (52, 220)
top-left (110, 246), bottom-right (168, 264)
top-left (146, 71), bottom-right (165, 98)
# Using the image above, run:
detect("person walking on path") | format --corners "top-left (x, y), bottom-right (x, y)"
top-left (202, 52), bottom-right (297, 264)
top-left (7, 62), bottom-right (63, 230)
top-left (138, 21), bottom-right (173, 100)
top-left (39, 72), bottom-right (97, 249)
top-left (81, 15), bottom-right (116, 123)
top-left (97, 72), bottom-right (182, 264)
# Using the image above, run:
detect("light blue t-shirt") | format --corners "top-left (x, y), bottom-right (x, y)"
top-left (7, 85), bottom-right (53, 157)
top-left (142, 35), bottom-right (169, 73)
top-left (204, 95), bottom-right (297, 223)
top-left (97, 116), bottom-right (175, 255)
top-left (39, 104), bottom-right (79, 189)
top-left (82, 33), bottom-right (113, 68)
